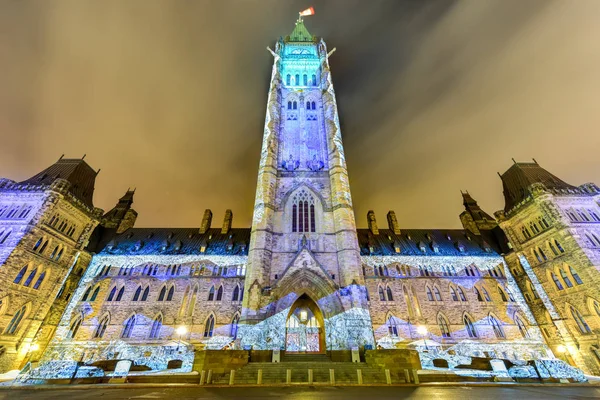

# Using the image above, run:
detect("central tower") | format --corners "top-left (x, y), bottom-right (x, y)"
top-left (240, 17), bottom-right (374, 351)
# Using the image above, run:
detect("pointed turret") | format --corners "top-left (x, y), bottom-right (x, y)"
top-left (103, 188), bottom-right (138, 233)
top-left (459, 191), bottom-right (497, 235)
top-left (287, 17), bottom-right (314, 42)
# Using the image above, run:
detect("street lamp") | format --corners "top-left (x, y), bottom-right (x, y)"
top-left (176, 326), bottom-right (187, 351)
top-left (416, 325), bottom-right (429, 351)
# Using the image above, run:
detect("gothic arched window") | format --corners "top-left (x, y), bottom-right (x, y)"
top-left (167, 286), bottom-right (175, 301)
top-left (295, 74), bottom-right (299, 86)
top-left (551, 272), bottom-right (564, 290)
top-left (489, 315), bottom-right (505, 338)
top-left (68, 315), bottom-right (83, 339)
top-left (515, 315), bottom-right (528, 338)
top-left (216, 286), bottom-right (223, 301)
top-left (378, 286), bottom-right (385, 301)
top-left (386, 286), bottom-right (393, 301)
top-left (116, 287), bottom-right (125, 301)
top-left (570, 306), bottom-right (591, 334)
top-left (13, 265), bottom-right (27, 284)
top-left (438, 314), bottom-right (451, 338)
top-left (291, 189), bottom-right (316, 233)
top-left (232, 286), bottom-right (240, 302)
top-left (141, 286), bottom-right (150, 301)
top-left (303, 74), bottom-right (307, 86)
top-left (94, 315), bottom-right (109, 339)
top-left (286, 74), bottom-right (291, 86)
top-left (208, 286), bottom-right (215, 301)
top-left (293, 101), bottom-right (297, 110)
top-left (133, 286), bottom-right (142, 301)
top-left (475, 287), bottom-right (483, 302)
top-left (231, 314), bottom-right (239, 338)
top-left (464, 315), bottom-right (477, 338)
top-left (312, 74), bottom-right (317, 86)
top-left (149, 315), bottom-right (162, 339)
top-left (204, 315), bottom-right (215, 337)
top-left (23, 268), bottom-right (37, 287)
top-left (33, 271), bottom-right (46, 290)
top-left (122, 315), bottom-right (136, 338)
top-left (569, 266), bottom-right (583, 285)
top-left (158, 286), bottom-right (166, 301)
top-left (90, 286), bottom-right (100, 301)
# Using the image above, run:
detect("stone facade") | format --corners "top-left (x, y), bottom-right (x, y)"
top-left (0, 17), bottom-right (596, 377)
top-left (495, 161), bottom-right (600, 374)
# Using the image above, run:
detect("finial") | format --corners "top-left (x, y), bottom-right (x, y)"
top-left (82, 154), bottom-right (87, 160)
top-left (59, 154), bottom-right (64, 160)
top-left (96, 168), bottom-right (101, 175)
top-left (497, 172), bottom-right (502, 178)
top-left (511, 158), bottom-right (517, 164)
top-left (532, 158), bottom-right (538, 164)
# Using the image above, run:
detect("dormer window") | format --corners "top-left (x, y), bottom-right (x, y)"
top-left (393, 241), bottom-right (401, 253)
top-left (431, 241), bottom-right (439, 253)
top-left (174, 240), bottom-right (182, 251)
top-left (418, 241), bottom-right (427, 253)
top-left (456, 241), bottom-right (465, 252)
top-left (133, 240), bottom-right (144, 251)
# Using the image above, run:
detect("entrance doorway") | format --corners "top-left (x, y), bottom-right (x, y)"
top-left (285, 295), bottom-right (325, 353)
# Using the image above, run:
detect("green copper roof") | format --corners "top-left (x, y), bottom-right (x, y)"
top-left (287, 19), bottom-right (314, 42)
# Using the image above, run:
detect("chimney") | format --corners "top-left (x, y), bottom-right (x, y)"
top-left (367, 210), bottom-right (379, 235)
top-left (387, 210), bottom-right (400, 235)
top-left (221, 209), bottom-right (233, 234)
top-left (199, 209), bottom-right (212, 234)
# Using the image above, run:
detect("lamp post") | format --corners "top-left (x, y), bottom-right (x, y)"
top-left (176, 326), bottom-right (187, 351)
top-left (416, 325), bottom-right (429, 351)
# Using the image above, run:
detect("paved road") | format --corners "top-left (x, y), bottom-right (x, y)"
top-left (0, 386), bottom-right (599, 400)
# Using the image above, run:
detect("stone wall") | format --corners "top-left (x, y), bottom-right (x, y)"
top-left (364, 349), bottom-right (421, 370)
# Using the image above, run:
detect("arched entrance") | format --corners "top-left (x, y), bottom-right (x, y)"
top-left (285, 294), bottom-right (325, 353)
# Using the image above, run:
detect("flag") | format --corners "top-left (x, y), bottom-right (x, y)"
top-left (299, 7), bottom-right (315, 17)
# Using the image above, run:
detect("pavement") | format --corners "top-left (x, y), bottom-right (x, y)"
top-left (0, 385), bottom-right (599, 399)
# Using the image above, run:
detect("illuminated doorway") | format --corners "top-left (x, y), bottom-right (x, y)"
top-left (285, 295), bottom-right (325, 353)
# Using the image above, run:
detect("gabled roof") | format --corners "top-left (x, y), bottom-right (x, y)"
top-left (95, 227), bottom-right (250, 256)
top-left (357, 228), bottom-right (500, 257)
top-left (286, 19), bottom-right (314, 42)
top-left (19, 158), bottom-right (98, 208)
top-left (500, 161), bottom-right (577, 212)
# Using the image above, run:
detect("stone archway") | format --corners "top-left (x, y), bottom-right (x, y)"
top-left (285, 294), bottom-right (325, 353)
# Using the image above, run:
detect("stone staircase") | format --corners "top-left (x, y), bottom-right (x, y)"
top-left (210, 354), bottom-right (409, 385)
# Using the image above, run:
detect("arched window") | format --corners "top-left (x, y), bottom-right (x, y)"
top-left (560, 269), bottom-right (573, 288)
top-left (433, 286), bottom-right (442, 301)
top-left (293, 101), bottom-right (297, 110)
top-left (23, 268), bottom-right (37, 287)
top-left (13, 265), bottom-right (28, 284)
top-left (411, 287), bottom-right (421, 317)
top-left (188, 286), bottom-right (199, 317)
top-left (303, 74), bottom-right (307, 86)
top-left (295, 74), bottom-right (299, 86)
top-left (551, 272), bottom-right (564, 290)
top-left (464, 315), bottom-right (478, 338)
top-left (386, 286), bottom-right (394, 301)
top-left (94, 315), bottom-right (109, 339)
top-left (116, 287), bottom-right (125, 301)
top-left (498, 286), bottom-right (508, 302)
top-left (216, 286), bottom-right (223, 301)
top-left (90, 286), bottom-right (100, 301)
top-left (450, 287), bottom-right (458, 301)
top-left (291, 189), bottom-right (316, 233)
top-left (548, 241), bottom-right (558, 256)
top-left (489, 315), bottom-right (505, 338)
top-left (569, 266), bottom-right (583, 285)
top-left (378, 286), bottom-right (385, 301)
top-left (312, 74), bottom-right (317, 86)
top-left (555, 240), bottom-right (565, 253)
top-left (158, 286), bottom-right (167, 301)
top-left (570, 306), bottom-right (591, 334)
top-left (122, 315), bottom-right (136, 338)
top-left (232, 286), bottom-right (240, 301)
top-left (593, 300), bottom-right (600, 317)
top-left (33, 271), bottom-right (46, 290)
top-left (149, 315), bottom-right (162, 339)
top-left (482, 287), bottom-right (491, 302)
top-left (167, 286), bottom-right (175, 301)
top-left (0, 229), bottom-right (11, 244)
top-left (5, 305), bottom-right (27, 335)
top-left (208, 286), bottom-right (215, 301)
top-left (286, 74), bottom-right (291, 86)
top-left (458, 287), bottom-right (467, 301)
top-left (82, 287), bottom-right (92, 301)
top-left (133, 286), bottom-right (142, 301)
top-left (68, 315), bottom-right (83, 339)
top-left (39, 239), bottom-right (49, 253)
top-left (231, 314), bottom-right (240, 338)
top-left (32, 238), bottom-right (43, 251)
top-left (474, 287), bottom-right (483, 302)
top-left (387, 315), bottom-right (399, 336)
top-left (426, 286), bottom-right (434, 301)
top-left (515, 315), bottom-right (528, 338)
top-left (141, 286), bottom-right (150, 301)
top-left (107, 287), bottom-right (117, 301)
top-left (204, 314), bottom-right (215, 337)
top-left (438, 314), bottom-right (451, 338)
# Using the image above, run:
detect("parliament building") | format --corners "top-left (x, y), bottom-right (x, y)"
top-left (0, 17), bottom-right (599, 378)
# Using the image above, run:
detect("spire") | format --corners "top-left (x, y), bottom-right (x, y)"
top-left (288, 16), bottom-right (314, 42)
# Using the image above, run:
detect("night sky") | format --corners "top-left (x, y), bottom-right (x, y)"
top-left (1, 0), bottom-right (599, 229)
